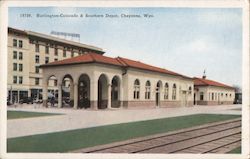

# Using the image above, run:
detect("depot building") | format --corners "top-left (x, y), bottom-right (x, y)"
top-left (193, 76), bottom-right (235, 105)
top-left (40, 52), bottom-right (194, 109)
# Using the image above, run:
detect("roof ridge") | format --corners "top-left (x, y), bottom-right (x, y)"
top-left (116, 57), bottom-right (128, 66)
top-left (88, 52), bottom-right (96, 62)
top-left (194, 77), bottom-right (233, 89)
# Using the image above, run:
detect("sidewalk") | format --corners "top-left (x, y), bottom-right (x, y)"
top-left (7, 104), bottom-right (241, 138)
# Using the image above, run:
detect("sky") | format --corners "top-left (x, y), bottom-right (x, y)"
top-left (9, 7), bottom-right (242, 87)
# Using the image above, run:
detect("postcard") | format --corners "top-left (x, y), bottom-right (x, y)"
top-left (0, 0), bottom-right (249, 159)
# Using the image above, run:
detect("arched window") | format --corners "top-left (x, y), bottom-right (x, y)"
top-left (164, 83), bottom-right (169, 99)
top-left (145, 80), bottom-right (151, 99)
top-left (189, 86), bottom-right (192, 94)
top-left (172, 84), bottom-right (177, 100)
top-left (133, 79), bottom-right (140, 99)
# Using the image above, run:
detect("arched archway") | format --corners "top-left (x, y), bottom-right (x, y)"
top-left (98, 74), bottom-right (109, 109)
top-left (78, 74), bottom-right (90, 109)
top-left (111, 76), bottom-right (120, 108)
top-left (46, 75), bottom-right (58, 107)
top-left (145, 80), bottom-right (151, 99)
top-left (156, 80), bottom-right (162, 106)
top-left (62, 74), bottom-right (74, 108)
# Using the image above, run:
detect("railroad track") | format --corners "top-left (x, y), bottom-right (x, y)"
top-left (72, 118), bottom-right (241, 154)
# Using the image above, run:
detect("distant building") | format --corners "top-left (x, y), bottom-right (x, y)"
top-left (7, 27), bottom-right (104, 103)
top-left (193, 76), bottom-right (235, 105)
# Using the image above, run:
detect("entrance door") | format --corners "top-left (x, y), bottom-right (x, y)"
top-left (194, 93), bottom-right (196, 105)
top-left (98, 81), bottom-right (103, 109)
top-left (181, 91), bottom-right (187, 107)
top-left (156, 92), bottom-right (159, 106)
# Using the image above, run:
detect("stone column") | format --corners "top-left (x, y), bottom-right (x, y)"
top-left (119, 82), bottom-right (124, 108)
top-left (42, 80), bottom-right (48, 107)
top-left (107, 83), bottom-right (112, 109)
top-left (90, 74), bottom-right (98, 110)
top-left (58, 83), bottom-right (62, 108)
top-left (28, 89), bottom-right (31, 98)
top-left (70, 82), bottom-right (74, 100)
top-left (73, 83), bottom-right (78, 109)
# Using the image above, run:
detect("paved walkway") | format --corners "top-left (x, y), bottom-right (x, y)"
top-left (7, 104), bottom-right (241, 138)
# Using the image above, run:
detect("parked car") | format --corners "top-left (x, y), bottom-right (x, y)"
top-left (34, 98), bottom-right (43, 104)
top-left (19, 97), bottom-right (34, 104)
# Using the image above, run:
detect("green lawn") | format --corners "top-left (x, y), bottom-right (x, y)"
top-left (7, 110), bottom-right (61, 120)
top-left (7, 114), bottom-right (240, 153)
top-left (228, 147), bottom-right (241, 154)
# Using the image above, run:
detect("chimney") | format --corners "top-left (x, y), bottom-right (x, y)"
top-left (202, 69), bottom-right (206, 79)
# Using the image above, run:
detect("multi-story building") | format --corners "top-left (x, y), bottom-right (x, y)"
top-left (7, 27), bottom-right (104, 103)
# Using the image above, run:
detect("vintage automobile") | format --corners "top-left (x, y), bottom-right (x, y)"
top-left (19, 97), bottom-right (34, 104)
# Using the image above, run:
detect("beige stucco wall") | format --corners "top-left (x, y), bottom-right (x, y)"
top-left (194, 85), bottom-right (235, 105)
top-left (42, 63), bottom-right (194, 108)
top-left (125, 68), bottom-right (193, 107)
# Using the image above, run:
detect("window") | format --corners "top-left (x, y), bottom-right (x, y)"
top-left (63, 50), bottom-right (66, 57)
top-left (35, 44), bottom-right (39, 52)
top-left (19, 52), bottom-right (23, 60)
top-left (172, 84), bottom-right (177, 100)
top-left (19, 64), bottom-right (23, 72)
top-left (45, 57), bottom-right (49, 64)
top-left (35, 55), bottom-right (39, 63)
top-left (13, 39), bottom-right (17, 47)
top-left (54, 58), bottom-right (58, 61)
top-left (226, 93), bottom-right (228, 98)
top-left (200, 92), bottom-right (204, 101)
top-left (54, 79), bottom-right (58, 86)
top-left (164, 83), bottom-right (169, 99)
top-left (212, 93), bottom-right (214, 100)
top-left (145, 81), bottom-right (151, 99)
top-left (35, 66), bottom-right (39, 73)
top-left (45, 46), bottom-right (49, 54)
top-left (54, 48), bottom-right (58, 56)
top-left (35, 78), bottom-right (39, 85)
top-left (230, 94), bottom-right (232, 98)
top-left (215, 93), bottom-right (217, 100)
top-left (13, 76), bottom-right (17, 84)
top-left (13, 63), bottom-right (17, 71)
top-left (19, 40), bottom-right (23, 48)
top-left (19, 76), bottom-right (23, 84)
top-left (188, 86), bottom-right (192, 94)
top-left (133, 79), bottom-right (140, 99)
top-left (71, 51), bottom-right (74, 57)
top-left (13, 51), bottom-right (17, 59)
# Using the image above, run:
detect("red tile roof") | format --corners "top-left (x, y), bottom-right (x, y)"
top-left (193, 77), bottom-right (234, 89)
top-left (41, 52), bottom-right (191, 79)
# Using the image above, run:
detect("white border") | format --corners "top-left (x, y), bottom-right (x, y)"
top-left (0, 0), bottom-right (249, 159)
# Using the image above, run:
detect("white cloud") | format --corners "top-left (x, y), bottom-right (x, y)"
top-left (187, 38), bottom-right (210, 53)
